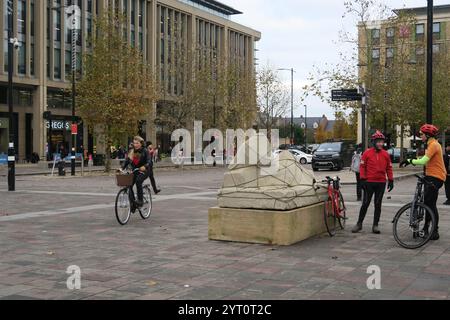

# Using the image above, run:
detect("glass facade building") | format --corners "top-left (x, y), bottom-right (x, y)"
top-left (0, 0), bottom-right (260, 160)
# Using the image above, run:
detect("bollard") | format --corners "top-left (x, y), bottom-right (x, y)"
top-left (58, 159), bottom-right (66, 176)
top-left (7, 142), bottom-right (15, 191)
top-left (71, 147), bottom-right (75, 176)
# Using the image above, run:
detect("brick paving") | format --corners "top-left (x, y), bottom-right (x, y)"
top-left (0, 167), bottom-right (449, 300)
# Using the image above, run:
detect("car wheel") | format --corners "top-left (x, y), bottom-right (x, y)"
top-left (300, 158), bottom-right (307, 165)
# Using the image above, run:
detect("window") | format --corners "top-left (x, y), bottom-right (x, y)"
top-left (18, 1), bottom-right (26, 35)
top-left (160, 8), bottom-right (165, 35)
top-left (65, 50), bottom-right (71, 79)
top-left (131, 0), bottom-right (136, 26)
top-left (386, 47), bottom-right (394, 65)
top-left (31, 1), bottom-right (35, 37)
top-left (386, 27), bottom-right (395, 44)
top-left (433, 22), bottom-right (441, 33)
top-left (18, 41), bottom-right (26, 74)
top-left (371, 48), bottom-right (380, 65)
top-left (139, 0), bottom-right (144, 27)
top-left (433, 43), bottom-right (440, 54)
top-left (416, 24), bottom-right (424, 41)
top-left (371, 28), bottom-right (380, 45)
top-left (54, 48), bottom-right (61, 79)
top-left (47, 88), bottom-right (71, 109)
top-left (433, 22), bottom-right (441, 40)
top-left (53, 1), bottom-right (61, 42)
top-left (30, 44), bottom-right (35, 75)
top-left (416, 47), bottom-right (425, 63)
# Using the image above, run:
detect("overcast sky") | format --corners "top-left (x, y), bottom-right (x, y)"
top-left (221, 0), bottom-right (449, 119)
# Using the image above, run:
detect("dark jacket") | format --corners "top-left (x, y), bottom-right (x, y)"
top-left (445, 151), bottom-right (450, 174)
top-left (122, 147), bottom-right (149, 171)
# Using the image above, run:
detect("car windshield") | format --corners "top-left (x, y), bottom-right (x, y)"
top-left (317, 143), bottom-right (341, 152)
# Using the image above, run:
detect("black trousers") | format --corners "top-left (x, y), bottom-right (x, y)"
top-left (424, 176), bottom-right (444, 230)
top-left (132, 171), bottom-right (148, 202)
top-left (148, 165), bottom-right (158, 193)
top-left (445, 176), bottom-right (450, 201)
top-left (358, 182), bottom-right (386, 226)
top-left (355, 172), bottom-right (362, 199)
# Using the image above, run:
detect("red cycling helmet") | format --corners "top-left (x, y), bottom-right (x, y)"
top-left (420, 124), bottom-right (439, 137)
top-left (371, 130), bottom-right (385, 141)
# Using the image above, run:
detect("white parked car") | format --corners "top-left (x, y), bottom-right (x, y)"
top-left (274, 149), bottom-right (313, 165)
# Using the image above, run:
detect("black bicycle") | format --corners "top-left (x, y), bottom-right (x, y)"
top-left (392, 174), bottom-right (437, 249)
top-left (115, 169), bottom-right (152, 225)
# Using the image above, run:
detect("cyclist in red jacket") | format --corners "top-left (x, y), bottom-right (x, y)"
top-left (352, 131), bottom-right (394, 234)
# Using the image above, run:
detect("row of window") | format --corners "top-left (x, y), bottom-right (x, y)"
top-left (371, 43), bottom-right (443, 65)
top-left (0, 85), bottom-right (33, 106)
top-left (371, 22), bottom-right (443, 44)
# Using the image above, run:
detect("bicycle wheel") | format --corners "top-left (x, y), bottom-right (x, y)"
top-left (324, 197), bottom-right (337, 237)
top-left (139, 186), bottom-right (153, 220)
top-left (115, 188), bottom-right (131, 225)
top-left (337, 191), bottom-right (347, 230)
top-left (393, 202), bottom-right (436, 249)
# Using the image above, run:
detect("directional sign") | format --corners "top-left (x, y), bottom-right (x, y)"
top-left (332, 89), bottom-right (362, 102)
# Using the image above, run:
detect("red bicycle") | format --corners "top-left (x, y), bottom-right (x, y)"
top-left (322, 176), bottom-right (346, 236)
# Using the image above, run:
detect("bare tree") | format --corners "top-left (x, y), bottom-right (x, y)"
top-left (256, 65), bottom-right (289, 138)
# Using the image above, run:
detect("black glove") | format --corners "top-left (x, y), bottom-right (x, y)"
top-left (399, 159), bottom-right (411, 168)
top-left (388, 180), bottom-right (394, 193)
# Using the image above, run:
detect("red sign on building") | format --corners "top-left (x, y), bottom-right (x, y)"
top-left (71, 124), bottom-right (78, 135)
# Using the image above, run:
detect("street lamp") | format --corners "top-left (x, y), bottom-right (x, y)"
top-left (426, 0), bottom-right (433, 124)
top-left (52, 2), bottom-right (80, 176)
top-left (303, 104), bottom-right (308, 151)
top-left (278, 68), bottom-right (295, 145)
top-left (6, 0), bottom-right (20, 191)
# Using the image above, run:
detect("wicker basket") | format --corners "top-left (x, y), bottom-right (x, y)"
top-left (116, 174), bottom-right (134, 187)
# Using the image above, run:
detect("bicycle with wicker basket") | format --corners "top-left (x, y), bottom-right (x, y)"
top-left (115, 168), bottom-right (153, 225)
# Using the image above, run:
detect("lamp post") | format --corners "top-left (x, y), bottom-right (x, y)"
top-left (278, 68), bottom-right (295, 145)
top-left (304, 104), bottom-right (308, 151)
top-left (6, 0), bottom-right (19, 191)
top-left (52, 2), bottom-right (80, 176)
top-left (426, 0), bottom-right (433, 124)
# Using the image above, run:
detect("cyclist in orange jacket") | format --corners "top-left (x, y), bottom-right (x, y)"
top-left (352, 131), bottom-right (394, 234)
top-left (400, 124), bottom-right (446, 240)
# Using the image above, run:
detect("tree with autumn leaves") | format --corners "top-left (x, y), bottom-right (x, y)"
top-left (76, 11), bottom-right (158, 171)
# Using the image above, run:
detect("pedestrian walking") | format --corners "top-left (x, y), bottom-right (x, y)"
top-left (146, 142), bottom-right (161, 195)
top-left (351, 144), bottom-right (363, 201)
top-left (352, 131), bottom-right (394, 234)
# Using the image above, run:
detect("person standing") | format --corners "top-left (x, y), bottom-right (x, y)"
top-left (351, 144), bottom-right (363, 201)
top-left (352, 131), bottom-right (394, 234)
top-left (401, 125), bottom-right (447, 240)
top-left (146, 142), bottom-right (161, 195)
top-left (444, 144), bottom-right (450, 206)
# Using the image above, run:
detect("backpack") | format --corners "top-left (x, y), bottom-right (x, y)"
top-left (351, 153), bottom-right (361, 173)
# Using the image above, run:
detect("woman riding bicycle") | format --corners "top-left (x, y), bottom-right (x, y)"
top-left (400, 124), bottom-right (446, 241)
top-left (121, 136), bottom-right (149, 208)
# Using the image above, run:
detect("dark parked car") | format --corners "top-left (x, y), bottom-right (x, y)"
top-left (312, 141), bottom-right (355, 171)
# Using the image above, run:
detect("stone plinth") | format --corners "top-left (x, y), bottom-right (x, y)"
top-left (208, 202), bottom-right (328, 246)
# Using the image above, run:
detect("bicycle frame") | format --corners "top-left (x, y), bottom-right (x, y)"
top-left (325, 177), bottom-right (344, 219)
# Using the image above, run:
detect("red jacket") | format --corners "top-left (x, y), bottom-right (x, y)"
top-left (360, 148), bottom-right (394, 183)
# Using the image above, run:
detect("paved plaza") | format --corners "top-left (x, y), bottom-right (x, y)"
top-left (0, 167), bottom-right (449, 300)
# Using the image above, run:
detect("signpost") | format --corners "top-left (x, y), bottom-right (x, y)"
top-left (331, 89), bottom-right (362, 102)
top-left (331, 87), bottom-right (367, 150)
